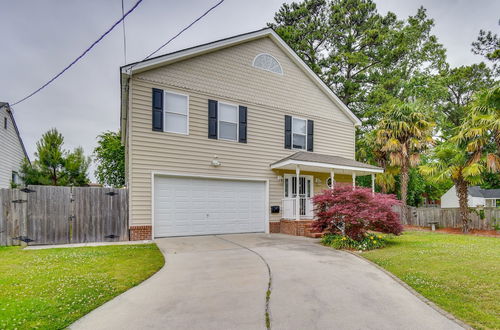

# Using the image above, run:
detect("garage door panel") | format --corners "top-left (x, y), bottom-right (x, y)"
top-left (154, 176), bottom-right (266, 237)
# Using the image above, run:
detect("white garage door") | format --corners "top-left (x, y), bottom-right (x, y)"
top-left (154, 176), bottom-right (267, 237)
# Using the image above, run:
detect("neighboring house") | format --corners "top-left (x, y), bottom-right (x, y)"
top-left (0, 102), bottom-right (28, 188)
top-left (120, 28), bottom-right (382, 240)
top-left (441, 185), bottom-right (500, 208)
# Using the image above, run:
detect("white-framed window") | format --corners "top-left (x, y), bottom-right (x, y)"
top-left (326, 177), bottom-right (335, 189)
top-left (252, 53), bottom-right (283, 75)
top-left (11, 171), bottom-right (20, 186)
top-left (164, 91), bottom-right (188, 135)
top-left (292, 117), bottom-right (307, 150)
top-left (218, 102), bottom-right (238, 141)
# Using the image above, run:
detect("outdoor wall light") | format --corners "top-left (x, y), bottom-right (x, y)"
top-left (276, 176), bottom-right (283, 182)
top-left (211, 155), bottom-right (221, 167)
top-left (315, 178), bottom-right (322, 184)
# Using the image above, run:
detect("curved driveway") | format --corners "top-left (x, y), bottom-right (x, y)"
top-left (71, 234), bottom-right (464, 330)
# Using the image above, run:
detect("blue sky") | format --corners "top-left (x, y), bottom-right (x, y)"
top-left (1, 0), bottom-right (498, 181)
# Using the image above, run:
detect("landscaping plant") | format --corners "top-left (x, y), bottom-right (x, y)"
top-left (321, 232), bottom-right (388, 251)
top-left (311, 186), bottom-right (403, 241)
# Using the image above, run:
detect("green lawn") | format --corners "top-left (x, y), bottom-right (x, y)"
top-left (362, 231), bottom-right (499, 330)
top-left (0, 244), bottom-right (164, 329)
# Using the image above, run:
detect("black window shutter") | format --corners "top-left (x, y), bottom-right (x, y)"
top-left (238, 106), bottom-right (247, 143)
top-left (307, 120), bottom-right (314, 151)
top-left (152, 88), bottom-right (163, 131)
top-left (284, 115), bottom-right (292, 149)
top-left (208, 100), bottom-right (218, 139)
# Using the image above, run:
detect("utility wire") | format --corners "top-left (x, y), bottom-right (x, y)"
top-left (121, 0), bottom-right (127, 64)
top-left (11, 0), bottom-right (143, 106)
top-left (127, 0), bottom-right (224, 71)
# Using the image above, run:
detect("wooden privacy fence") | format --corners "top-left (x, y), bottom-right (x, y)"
top-left (0, 185), bottom-right (128, 246)
top-left (395, 205), bottom-right (500, 230)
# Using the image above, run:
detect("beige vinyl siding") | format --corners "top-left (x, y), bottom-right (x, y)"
top-left (136, 37), bottom-right (353, 125)
top-left (0, 107), bottom-right (25, 188)
top-left (128, 36), bottom-right (357, 226)
top-left (129, 84), bottom-right (354, 226)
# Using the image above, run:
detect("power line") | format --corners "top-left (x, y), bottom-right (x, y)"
top-left (121, 0), bottom-right (127, 64)
top-left (11, 0), bottom-right (143, 106)
top-left (127, 0), bottom-right (224, 71)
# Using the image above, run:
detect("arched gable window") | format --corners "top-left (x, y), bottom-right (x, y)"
top-left (252, 53), bottom-right (283, 75)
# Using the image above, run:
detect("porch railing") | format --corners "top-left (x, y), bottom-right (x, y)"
top-left (282, 197), bottom-right (314, 219)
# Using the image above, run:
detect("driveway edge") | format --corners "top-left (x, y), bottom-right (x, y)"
top-left (344, 250), bottom-right (471, 330)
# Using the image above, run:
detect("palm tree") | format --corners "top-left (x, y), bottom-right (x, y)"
top-left (421, 86), bottom-right (499, 233)
top-left (420, 142), bottom-right (483, 233)
top-left (357, 130), bottom-right (399, 193)
top-left (376, 102), bottom-right (435, 216)
top-left (456, 85), bottom-right (500, 172)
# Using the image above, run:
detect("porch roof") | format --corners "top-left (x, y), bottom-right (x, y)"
top-left (270, 151), bottom-right (383, 176)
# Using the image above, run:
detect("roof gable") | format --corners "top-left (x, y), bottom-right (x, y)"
top-left (0, 103), bottom-right (29, 161)
top-left (121, 28), bottom-right (361, 126)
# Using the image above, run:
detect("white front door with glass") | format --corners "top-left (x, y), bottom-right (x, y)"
top-left (282, 174), bottom-right (314, 219)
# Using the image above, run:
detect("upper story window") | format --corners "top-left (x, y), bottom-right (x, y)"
top-left (284, 115), bottom-right (313, 151)
top-left (292, 117), bottom-right (307, 149)
top-left (252, 53), bottom-right (283, 75)
top-left (164, 91), bottom-right (188, 135)
top-left (208, 100), bottom-right (247, 143)
top-left (218, 102), bottom-right (238, 141)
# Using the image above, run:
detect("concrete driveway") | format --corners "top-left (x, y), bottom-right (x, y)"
top-left (71, 234), bottom-right (463, 330)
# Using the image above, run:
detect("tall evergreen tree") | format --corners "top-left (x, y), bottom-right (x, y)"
top-left (20, 129), bottom-right (90, 186)
top-left (269, 0), bottom-right (446, 125)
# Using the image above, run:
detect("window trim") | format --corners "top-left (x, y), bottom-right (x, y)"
top-left (11, 171), bottom-right (20, 185)
top-left (291, 116), bottom-right (307, 150)
top-left (252, 53), bottom-right (284, 75)
top-left (217, 101), bottom-right (239, 142)
top-left (163, 90), bottom-right (189, 135)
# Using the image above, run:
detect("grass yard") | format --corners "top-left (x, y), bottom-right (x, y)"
top-left (362, 231), bottom-right (499, 329)
top-left (0, 244), bottom-right (164, 329)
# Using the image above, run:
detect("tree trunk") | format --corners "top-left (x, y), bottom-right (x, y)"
top-left (400, 161), bottom-right (409, 223)
top-left (455, 178), bottom-right (470, 233)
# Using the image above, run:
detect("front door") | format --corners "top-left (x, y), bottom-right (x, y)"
top-left (284, 175), bottom-right (313, 216)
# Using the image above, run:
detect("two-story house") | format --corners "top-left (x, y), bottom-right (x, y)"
top-left (120, 28), bottom-right (382, 240)
top-left (0, 102), bottom-right (28, 188)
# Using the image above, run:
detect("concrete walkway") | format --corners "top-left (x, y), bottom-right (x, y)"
top-left (71, 234), bottom-right (464, 330)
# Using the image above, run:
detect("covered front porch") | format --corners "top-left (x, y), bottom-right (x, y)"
top-left (271, 151), bottom-right (383, 221)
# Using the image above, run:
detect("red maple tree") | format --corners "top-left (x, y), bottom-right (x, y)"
top-left (311, 186), bottom-right (403, 240)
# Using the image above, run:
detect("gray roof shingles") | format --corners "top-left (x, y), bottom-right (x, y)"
top-left (468, 186), bottom-right (500, 198)
top-left (271, 151), bottom-right (382, 170)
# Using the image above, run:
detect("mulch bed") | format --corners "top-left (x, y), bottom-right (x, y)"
top-left (404, 225), bottom-right (500, 238)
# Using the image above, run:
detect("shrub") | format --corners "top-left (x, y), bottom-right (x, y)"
top-left (312, 186), bottom-right (403, 241)
top-left (321, 233), bottom-right (388, 251)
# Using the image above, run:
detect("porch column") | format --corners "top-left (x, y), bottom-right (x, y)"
top-left (371, 173), bottom-right (375, 195)
top-left (352, 172), bottom-right (356, 190)
top-left (295, 165), bottom-right (300, 221)
top-left (330, 169), bottom-right (335, 190)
